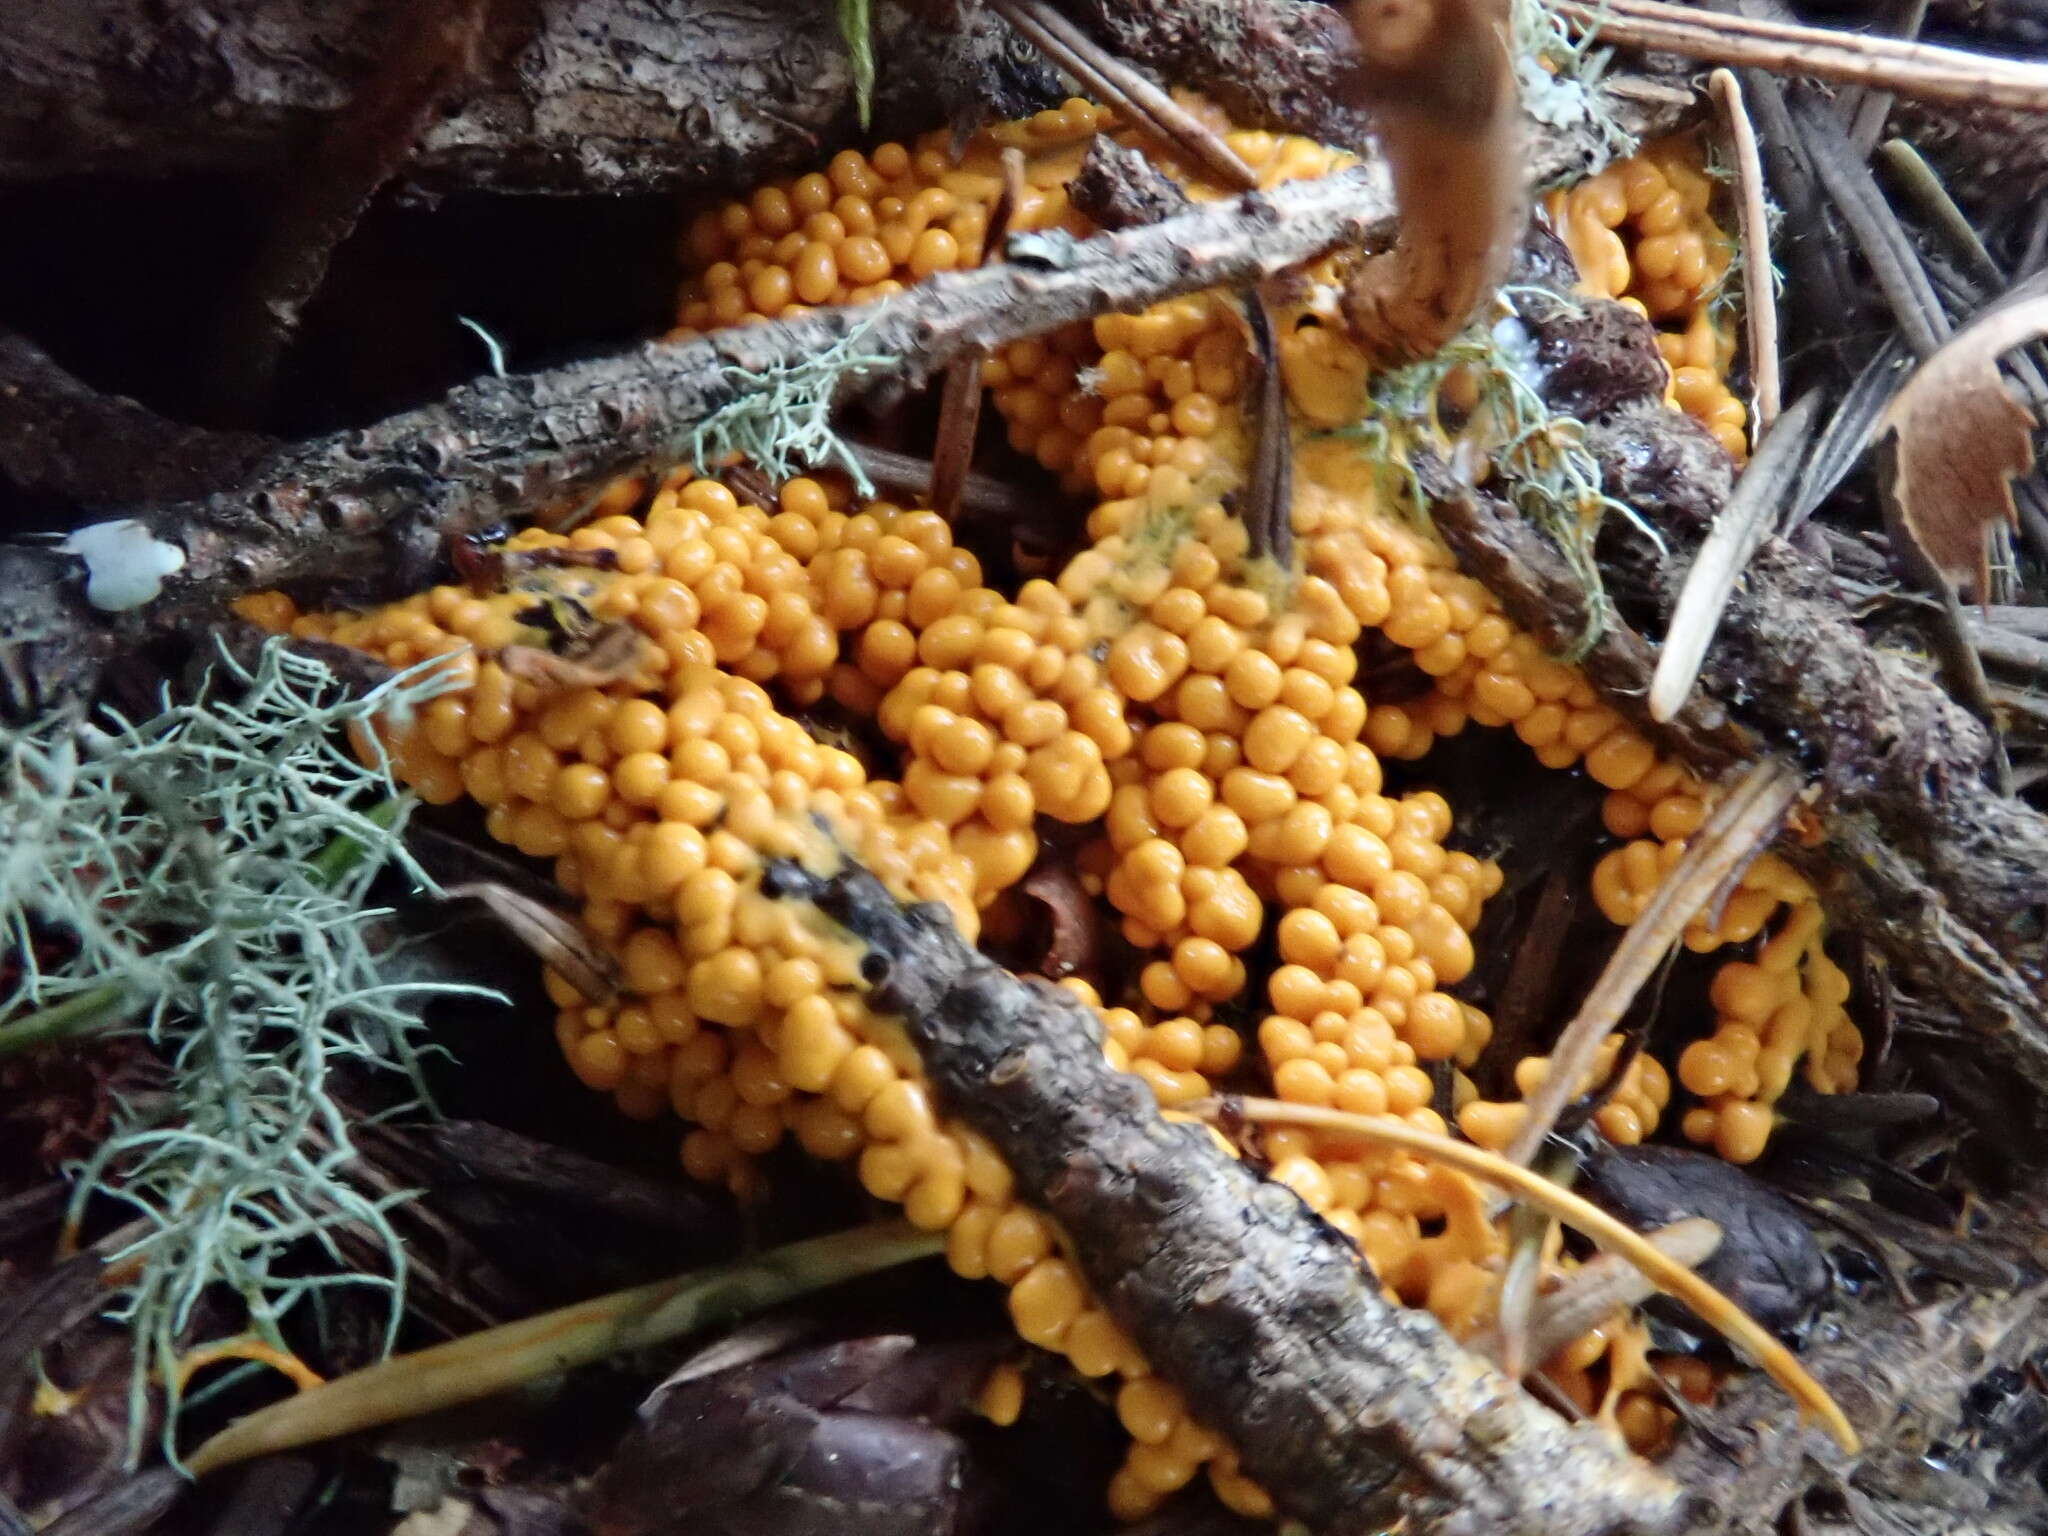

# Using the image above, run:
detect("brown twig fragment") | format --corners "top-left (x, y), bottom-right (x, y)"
top-left (1505, 759), bottom-right (1803, 1166)
top-left (1551, 0), bottom-right (2048, 111)
top-left (1470, 1218), bottom-right (1724, 1374)
top-left (1241, 289), bottom-right (1294, 566)
top-left (928, 149), bottom-right (1027, 522)
top-left (1213, 1097), bottom-right (1859, 1454)
top-left (1708, 70), bottom-right (1780, 435)
top-left (1338, 0), bottom-right (1526, 360)
top-left (988, 0), bottom-right (1258, 191)
top-left (769, 859), bottom-right (1681, 1536)
top-left (1649, 390), bottom-right (1822, 724)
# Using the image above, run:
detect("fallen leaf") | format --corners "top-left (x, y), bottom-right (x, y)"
top-left (1878, 292), bottom-right (2048, 596)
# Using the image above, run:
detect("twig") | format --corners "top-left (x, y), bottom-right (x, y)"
top-left (1505, 759), bottom-right (1803, 1166)
top-left (204, 0), bottom-right (492, 422)
top-left (182, 1222), bottom-right (941, 1476)
top-left (1471, 1218), bottom-right (1724, 1374)
top-left (1708, 71), bottom-right (1780, 435)
top-left (1650, 390), bottom-right (1822, 723)
top-left (771, 857), bottom-right (1680, 1535)
top-left (1207, 1096), bottom-right (1859, 1454)
top-left (847, 443), bottom-right (1047, 522)
top-left (1843, 0), bottom-right (1930, 156)
top-left (928, 149), bottom-right (1026, 521)
top-left (987, 0), bottom-right (1258, 191)
top-left (1550, 0), bottom-right (2048, 112)
top-left (1242, 289), bottom-right (1294, 566)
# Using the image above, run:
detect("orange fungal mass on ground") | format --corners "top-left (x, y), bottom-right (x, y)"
top-left (238, 98), bottom-right (1844, 1524)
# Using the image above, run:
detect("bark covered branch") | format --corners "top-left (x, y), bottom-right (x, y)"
top-left (763, 858), bottom-right (1685, 1536)
top-left (1427, 291), bottom-right (2048, 1111)
top-left (2, 92), bottom-right (1674, 716)
top-left (0, 0), bottom-right (1054, 195)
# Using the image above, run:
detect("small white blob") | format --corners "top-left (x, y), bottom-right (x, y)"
top-left (58, 519), bottom-right (188, 612)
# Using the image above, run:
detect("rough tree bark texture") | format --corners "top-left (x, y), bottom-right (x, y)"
top-left (0, 0), bottom-right (1054, 194)
top-left (765, 859), bottom-right (1684, 1536)
top-left (1426, 290), bottom-right (2048, 1110)
top-left (1661, 1200), bottom-right (2048, 1533)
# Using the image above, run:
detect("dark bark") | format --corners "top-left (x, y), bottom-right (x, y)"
top-left (0, 333), bottom-right (273, 511)
top-left (0, 0), bottom-right (1054, 196)
top-left (764, 858), bottom-right (1685, 1536)
top-left (1425, 292), bottom-right (2048, 1113)
top-left (1661, 1201), bottom-right (2048, 1534)
top-left (1060, 0), bottom-right (1378, 152)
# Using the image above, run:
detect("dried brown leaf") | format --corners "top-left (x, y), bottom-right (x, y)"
top-left (1879, 293), bottom-right (2048, 595)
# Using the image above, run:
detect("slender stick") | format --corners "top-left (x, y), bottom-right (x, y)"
top-left (1207, 1096), bottom-right (1860, 1454)
top-left (989, 0), bottom-right (1257, 192)
top-left (1504, 759), bottom-right (1802, 1166)
top-left (928, 150), bottom-right (1026, 522)
top-left (1472, 1217), bottom-right (1724, 1374)
top-left (183, 1222), bottom-right (942, 1477)
top-left (1549, 0), bottom-right (2048, 113)
top-left (1709, 70), bottom-right (1780, 436)
top-left (1650, 391), bottom-right (1821, 724)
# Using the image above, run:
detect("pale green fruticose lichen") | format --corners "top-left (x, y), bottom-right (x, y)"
top-left (1335, 292), bottom-right (1659, 657)
top-left (681, 317), bottom-right (891, 496)
top-left (0, 638), bottom-right (494, 1467)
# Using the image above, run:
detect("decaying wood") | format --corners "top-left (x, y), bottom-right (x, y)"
top-left (763, 858), bottom-right (1684, 1536)
top-left (1662, 1199), bottom-right (2048, 1534)
top-left (1428, 291), bottom-right (2048, 1109)
top-left (0, 334), bottom-right (273, 510)
top-left (0, 0), bottom-right (1055, 195)
top-left (0, 95), bottom-right (1675, 718)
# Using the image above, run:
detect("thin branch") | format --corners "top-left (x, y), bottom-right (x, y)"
top-left (1708, 70), bottom-right (1780, 435)
top-left (1208, 1097), bottom-right (1859, 1454)
top-left (988, 0), bottom-right (1258, 191)
top-left (928, 149), bottom-right (1026, 522)
top-left (1549, 0), bottom-right (2048, 112)
top-left (1242, 289), bottom-right (1294, 565)
top-left (1504, 759), bottom-right (1803, 1166)
top-left (1650, 390), bottom-right (1822, 724)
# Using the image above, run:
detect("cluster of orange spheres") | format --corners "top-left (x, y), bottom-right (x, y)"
top-left (234, 96), bottom-right (1844, 1525)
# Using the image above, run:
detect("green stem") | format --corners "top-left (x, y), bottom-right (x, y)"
top-left (183, 1220), bottom-right (942, 1477)
top-left (0, 983), bottom-right (140, 1059)
top-left (308, 797), bottom-right (405, 888)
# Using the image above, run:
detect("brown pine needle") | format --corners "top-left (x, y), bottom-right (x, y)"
top-left (1205, 1096), bottom-right (1860, 1454)
top-left (443, 881), bottom-right (621, 1005)
top-left (1549, 0), bottom-right (2048, 113)
top-left (1505, 758), bottom-right (1801, 1165)
top-left (988, 0), bottom-right (1257, 191)
top-left (183, 1222), bottom-right (942, 1477)
top-left (928, 149), bottom-right (1027, 522)
top-left (1473, 1218), bottom-right (1724, 1374)
top-left (1709, 69), bottom-right (1779, 436)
